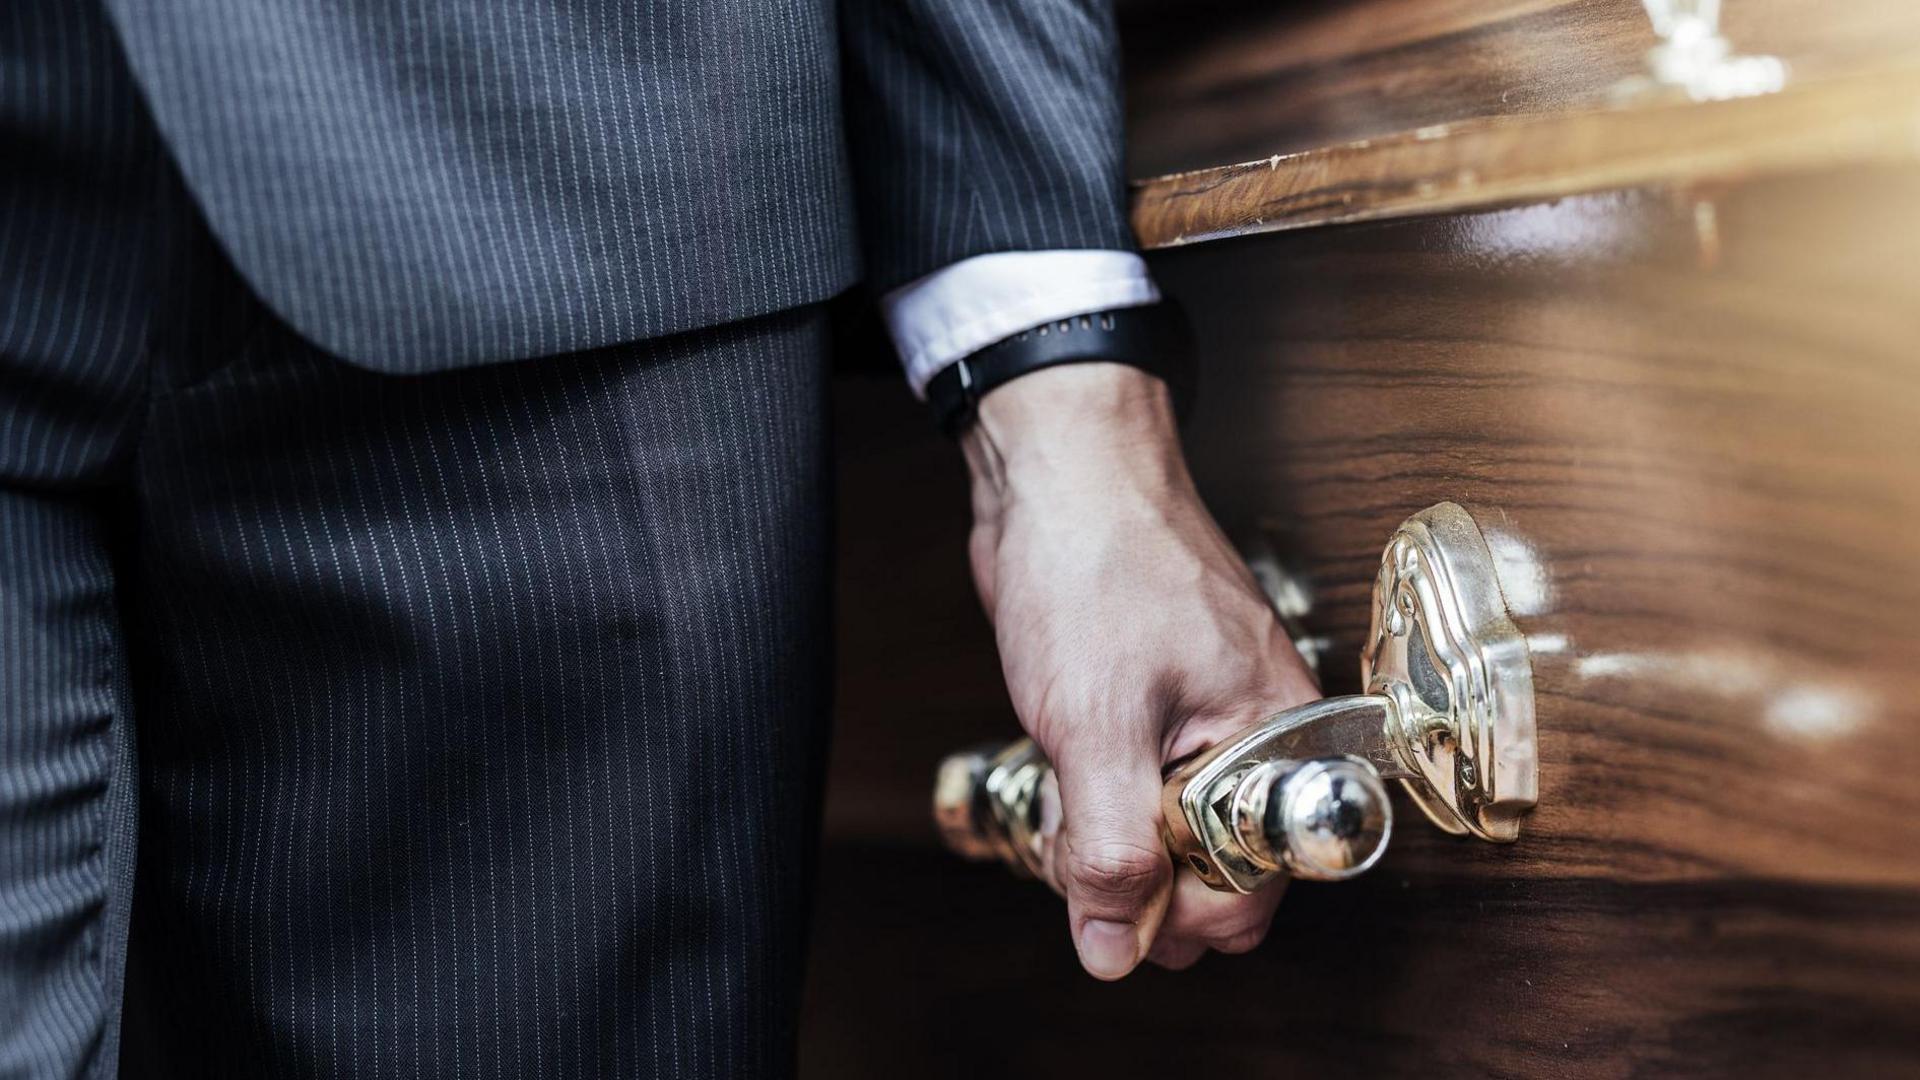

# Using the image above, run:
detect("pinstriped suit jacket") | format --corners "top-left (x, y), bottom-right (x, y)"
top-left (97, 0), bottom-right (1138, 372)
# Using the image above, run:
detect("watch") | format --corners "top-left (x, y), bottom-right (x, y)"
top-left (923, 301), bottom-right (1195, 436)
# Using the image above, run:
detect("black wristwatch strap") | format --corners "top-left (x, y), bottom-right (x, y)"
top-left (924, 302), bottom-right (1195, 436)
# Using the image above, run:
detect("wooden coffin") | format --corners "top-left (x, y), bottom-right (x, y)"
top-left (803, 2), bottom-right (1920, 1076)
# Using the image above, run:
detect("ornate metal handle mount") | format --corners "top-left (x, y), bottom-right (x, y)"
top-left (1613, 0), bottom-right (1787, 103)
top-left (933, 502), bottom-right (1539, 894)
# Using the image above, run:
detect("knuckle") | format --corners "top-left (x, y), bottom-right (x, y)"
top-left (1177, 898), bottom-right (1275, 944)
top-left (1149, 943), bottom-right (1204, 971)
top-left (1066, 842), bottom-right (1165, 904)
top-left (1210, 927), bottom-right (1270, 955)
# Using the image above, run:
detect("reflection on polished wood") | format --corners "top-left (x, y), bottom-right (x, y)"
top-left (1121, 0), bottom-right (1920, 176)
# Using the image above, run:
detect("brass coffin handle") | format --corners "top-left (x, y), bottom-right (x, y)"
top-left (932, 502), bottom-right (1540, 895)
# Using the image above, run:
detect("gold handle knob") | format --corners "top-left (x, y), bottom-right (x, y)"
top-left (935, 720), bottom-right (1393, 890)
top-left (1225, 755), bottom-right (1390, 882)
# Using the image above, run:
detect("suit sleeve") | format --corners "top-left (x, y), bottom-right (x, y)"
top-left (838, 0), bottom-right (1138, 294)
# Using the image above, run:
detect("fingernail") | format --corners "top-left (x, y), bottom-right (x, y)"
top-left (1076, 919), bottom-right (1140, 980)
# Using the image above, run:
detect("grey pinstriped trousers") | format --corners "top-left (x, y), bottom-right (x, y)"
top-left (1, 3), bottom-right (835, 1076)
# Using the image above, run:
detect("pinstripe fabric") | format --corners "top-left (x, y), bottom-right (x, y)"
top-left (120, 303), bottom-right (834, 1080)
top-left (92, 0), bottom-right (1138, 373)
top-left (841, 0), bottom-right (1136, 293)
top-left (0, 4), bottom-right (167, 1074)
top-left (98, 0), bottom-right (860, 373)
top-left (3, 3), bottom-right (833, 1076)
top-left (7, 0), bottom-right (1138, 1075)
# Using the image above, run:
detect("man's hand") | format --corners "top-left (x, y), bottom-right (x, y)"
top-left (960, 362), bottom-right (1322, 980)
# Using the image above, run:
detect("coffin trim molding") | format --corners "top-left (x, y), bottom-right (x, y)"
top-left (1130, 67), bottom-right (1920, 248)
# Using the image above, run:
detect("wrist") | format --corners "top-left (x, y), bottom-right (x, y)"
top-left (961, 363), bottom-right (1190, 523)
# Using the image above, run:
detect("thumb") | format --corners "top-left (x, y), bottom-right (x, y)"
top-left (1047, 735), bottom-right (1174, 981)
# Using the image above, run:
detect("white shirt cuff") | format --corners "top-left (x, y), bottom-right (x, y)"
top-left (882, 250), bottom-right (1162, 399)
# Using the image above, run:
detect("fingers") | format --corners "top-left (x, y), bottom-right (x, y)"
top-left (1159, 867), bottom-right (1286, 954)
top-left (1145, 873), bottom-right (1290, 969)
top-left (1046, 734), bottom-right (1175, 981)
top-left (1145, 936), bottom-right (1207, 971)
top-left (1035, 732), bottom-right (1286, 978)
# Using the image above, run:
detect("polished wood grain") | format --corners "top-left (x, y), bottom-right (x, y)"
top-left (821, 167), bottom-right (1920, 885)
top-left (1157, 166), bottom-right (1920, 887)
top-left (1120, 0), bottom-right (1920, 176)
top-left (802, 846), bottom-right (1920, 1079)
top-left (1131, 68), bottom-right (1920, 247)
